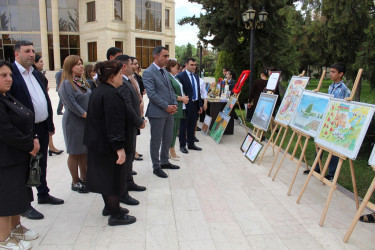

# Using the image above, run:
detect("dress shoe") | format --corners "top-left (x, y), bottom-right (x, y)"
top-left (180, 147), bottom-right (188, 154)
top-left (194, 136), bottom-right (199, 142)
top-left (102, 206), bottom-right (129, 216)
top-left (196, 127), bottom-right (202, 131)
top-left (132, 170), bottom-right (137, 175)
top-left (128, 183), bottom-right (146, 191)
top-left (71, 182), bottom-right (88, 193)
top-left (38, 195), bottom-right (64, 205)
top-left (303, 168), bottom-right (320, 175)
top-left (108, 214), bottom-right (136, 226)
top-left (134, 156), bottom-right (143, 161)
top-left (153, 168), bottom-right (168, 178)
top-left (138, 153), bottom-right (143, 157)
top-left (161, 163), bottom-right (180, 170)
top-left (48, 149), bottom-right (64, 156)
top-left (188, 145), bottom-right (202, 151)
top-left (21, 206), bottom-right (44, 220)
top-left (120, 194), bottom-right (139, 205)
top-left (325, 174), bottom-right (334, 181)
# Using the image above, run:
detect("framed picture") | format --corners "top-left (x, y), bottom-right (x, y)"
top-left (315, 98), bottom-right (375, 160)
top-left (290, 90), bottom-right (332, 138)
top-left (245, 140), bottom-right (263, 163)
top-left (265, 71), bottom-right (281, 92)
top-left (241, 133), bottom-right (254, 153)
top-left (251, 93), bottom-right (278, 131)
top-left (201, 115), bottom-right (212, 136)
top-left (222, 96), bottom-right (237, 116)
top-left (275, 76), bottom-right (310, 126)
top-left (369, 145), bottom-right (375, 166)
top-left (210, 112), bottom-right (231, 144)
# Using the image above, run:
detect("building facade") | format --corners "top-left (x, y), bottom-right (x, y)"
top-left (0, 0), bottom-right (175, 70)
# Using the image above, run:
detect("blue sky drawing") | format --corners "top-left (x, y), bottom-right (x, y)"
top-left (297, 95), bottom-right (329, 114)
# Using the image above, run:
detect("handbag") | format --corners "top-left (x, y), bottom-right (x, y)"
top-left (26, 152), bottom-right (43, 187)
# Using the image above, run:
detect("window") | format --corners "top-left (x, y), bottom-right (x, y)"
top-left (87, 1), bottom-right (96, 22)
top-left (88, 42), bottom-right (97, 62)
top-left (135, 0), bottom-right (162, 32)
top-left (58, 0), bottom-right (79, 31)
top-left (165, 9), bottom-right (170, 28)
top-left (114, 0), bottom-right (122, 20)
top-left (135, 38), bottom-right (161, 68)
top-left (165, 44), bottom-right (169, 51)
top-left (115, 41), bottom-right (123, 50)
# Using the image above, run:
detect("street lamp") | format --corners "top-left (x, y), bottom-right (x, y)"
top-left (242, 5), bottom-right (268, 120)
top-left (197, 40), bottom-right (205, 77)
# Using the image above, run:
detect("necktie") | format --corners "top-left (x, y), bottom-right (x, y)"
top-left (190, 73), bottom-right (197, 100)
top-left (159, 69), bottom-right (166, 81)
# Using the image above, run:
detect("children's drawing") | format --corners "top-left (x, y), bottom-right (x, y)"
top-left (222, 96), bottom-right (237, 116)
top-left (251, 93), bottom-right (278, 131)
top-left (210, 112), bottom-right (230, 144)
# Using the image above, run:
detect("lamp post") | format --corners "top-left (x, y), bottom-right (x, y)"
top-left (197, 40), bottom-right (203, 77)
top-left (242, 5), bottom-right (268, 120)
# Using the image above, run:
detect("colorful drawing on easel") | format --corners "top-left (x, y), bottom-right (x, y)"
top-left (275, 76), bottom-right (310, 126)
top-left (290, 90), bottom-right (332, 138)
top-left (369, 145), bottom-right (375, 166)
top-left (201, 115), bottom-right (212, 136)
top-left (210, 112), bottom-right (230, 144)
top-left (245, 140), bottom-right (263, 163)
top-left (315, 98), bottom-right (375, 160)
top-left (251, 93), bottom-right (278, 131)
top-left (222, 96), bottom-right (237, 116)
top-left (241, 133), bottom-right (254, 153)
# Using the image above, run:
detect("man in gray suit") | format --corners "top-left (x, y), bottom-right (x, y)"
top-left (143, 46), bottom-right (180, 178)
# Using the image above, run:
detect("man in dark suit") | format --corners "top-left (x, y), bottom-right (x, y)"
top-left (143, 46), bottom-right (179, 178)
top-left (9, 40), bottom-right (64, 220)
top-left (177, 58), bottom-right (203, 153)
top-left (116, 55), bottom-right (147, 206)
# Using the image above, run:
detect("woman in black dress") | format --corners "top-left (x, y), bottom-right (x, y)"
top-left (0, 61), bottom-right (39, 249)
top-left (84, 60), bottom-right (136, 226)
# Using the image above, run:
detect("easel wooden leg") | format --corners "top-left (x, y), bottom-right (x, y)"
top-left (349, 159), bottom-right (359, 210)
top-left (271, 131), bottom-right (296, 180)
top-left (236, 100), bottom-right (248, 133)
top-left (320, 158), bottom-right (344, 226)
top-left (272, 126), bottom-right (283, 151)
top-left (268, 127), bottom-right (288, 177)
top-left (343, 177), bottom-right (375, 243)
top-left (287, 136), bottom-right (310, 195)
top-left (299, 140), bottom-right (309, 168)
top-left (296, 148), bottom-right (323, 203)
top-left (320, 153), bottom-right (333, 182)
top-left (258, 124), bottom-right (279, 165)
top-left (290, 134), bottom-right (301, 160)
top-left (315, 145), bottom-right (323, 171)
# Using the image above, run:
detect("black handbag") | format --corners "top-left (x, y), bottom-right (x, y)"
top-left (26, 152), bottom-right (43, 187)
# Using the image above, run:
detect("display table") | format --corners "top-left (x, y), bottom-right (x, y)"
top-left (205, 98), bottom-right (234, 135)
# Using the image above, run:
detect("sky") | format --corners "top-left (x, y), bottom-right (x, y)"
top-left (175, 0), bottom-right (203, 46)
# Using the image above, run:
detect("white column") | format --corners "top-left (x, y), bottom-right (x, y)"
top-left (51, 0), bottom-right (61, 70)
top-left (38, 0), bottom-right (49, 70)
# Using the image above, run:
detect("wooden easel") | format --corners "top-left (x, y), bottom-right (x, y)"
top-left (270, 70), bottom-right (327, 194)
top-left (295, 69), bottom-right (364, 227)
top-left (231, 91), bottom-right (249, 133)
top-left (344, 166), bottom-right (375, 242)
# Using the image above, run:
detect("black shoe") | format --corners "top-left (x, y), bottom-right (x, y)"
top-left (128, 183), bottom-right (146, 192)
top-left (180, 147), bottom-right (188, 154)
top-left (108, 214), bottom-right (136, 226)
top-left (102, 207), bottom-right (129, 216)
top-left (57, 111), bottom-right (63, 115)
top-left (132, 170), bottom-right (137, 175)
top-left (196, 127), bottom-right (202, 131)
top-left (71, 182), bottom-right (88, 193)
top-left (153, 168), bottom-right (168, 178)
top-left (188, 145), bottom-right (202, 151)
top-left (48, 149), bottom-right (64, 156)
top-left (38, 195), bottom-right (64, 205)
top-left (161, 163), bottom-right (180, 170)
top-left (303, 169), bottom-right (320, 175)
top-left (325, 175), bottom-right (334, 181)
top-left (134, 156), bottom-right (143, 161)
top-left (194, 136), bottom-right (199, 142)
top-left (21, 206), bottom-right (44, 220)
top-left (138, 154), bottom-right (143, 157)
top-left (120, 194), bottom-right (139, 205)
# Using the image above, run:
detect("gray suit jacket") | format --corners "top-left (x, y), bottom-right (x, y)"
top-left (143, 63), bottom-right (177, 118)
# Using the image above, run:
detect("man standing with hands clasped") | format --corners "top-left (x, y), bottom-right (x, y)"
top-left (143, 46), bottom-right (180, 178)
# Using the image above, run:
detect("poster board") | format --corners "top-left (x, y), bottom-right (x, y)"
top-left (251, 93), bottom-right (278, 131)
top-left (315, 98), bottom-right (375, 160)
top-left (266, 71), bottom-right (281, 92)
top-left (241, 133), bottom-right (254, 153)
top-left (210, 112), bottom-right (231, 144)
top-left (290, 90), bottom-right (332, 138)
top-left (201, 115), bottom-right (212, 136)
top-left (369, 145), bottom-right (375, 166)
top-left (245, 140), bottom-right (263, 163)
top-left (275, 76), bottom-right (310, 126)
top-left (222, 96), bottom-right (237, 116)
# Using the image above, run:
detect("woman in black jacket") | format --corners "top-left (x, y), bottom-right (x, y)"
top-left (0, 61), bottom-right (40, 249)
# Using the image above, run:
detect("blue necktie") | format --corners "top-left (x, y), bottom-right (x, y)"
top-left (190, 73), bottom-right (197, 101)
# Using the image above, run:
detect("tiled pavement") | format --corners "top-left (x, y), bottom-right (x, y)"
top-left (22, 72), bottom-right (375, 249)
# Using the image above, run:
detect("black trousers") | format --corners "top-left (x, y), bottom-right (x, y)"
top-left (179, 101), bottom-right (199, 147)
top-left (34, 121), bottom-right (50, 198)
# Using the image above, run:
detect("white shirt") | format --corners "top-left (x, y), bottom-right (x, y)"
top-left (15, 61), bottom-right (48, 123)
top-left (186, 69), bottom-right (199, 101)
top-left (199, 78), bottom-right (208, 99)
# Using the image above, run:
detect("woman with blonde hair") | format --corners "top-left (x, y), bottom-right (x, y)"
top-left (58, 55), bottom-right (91, 193)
